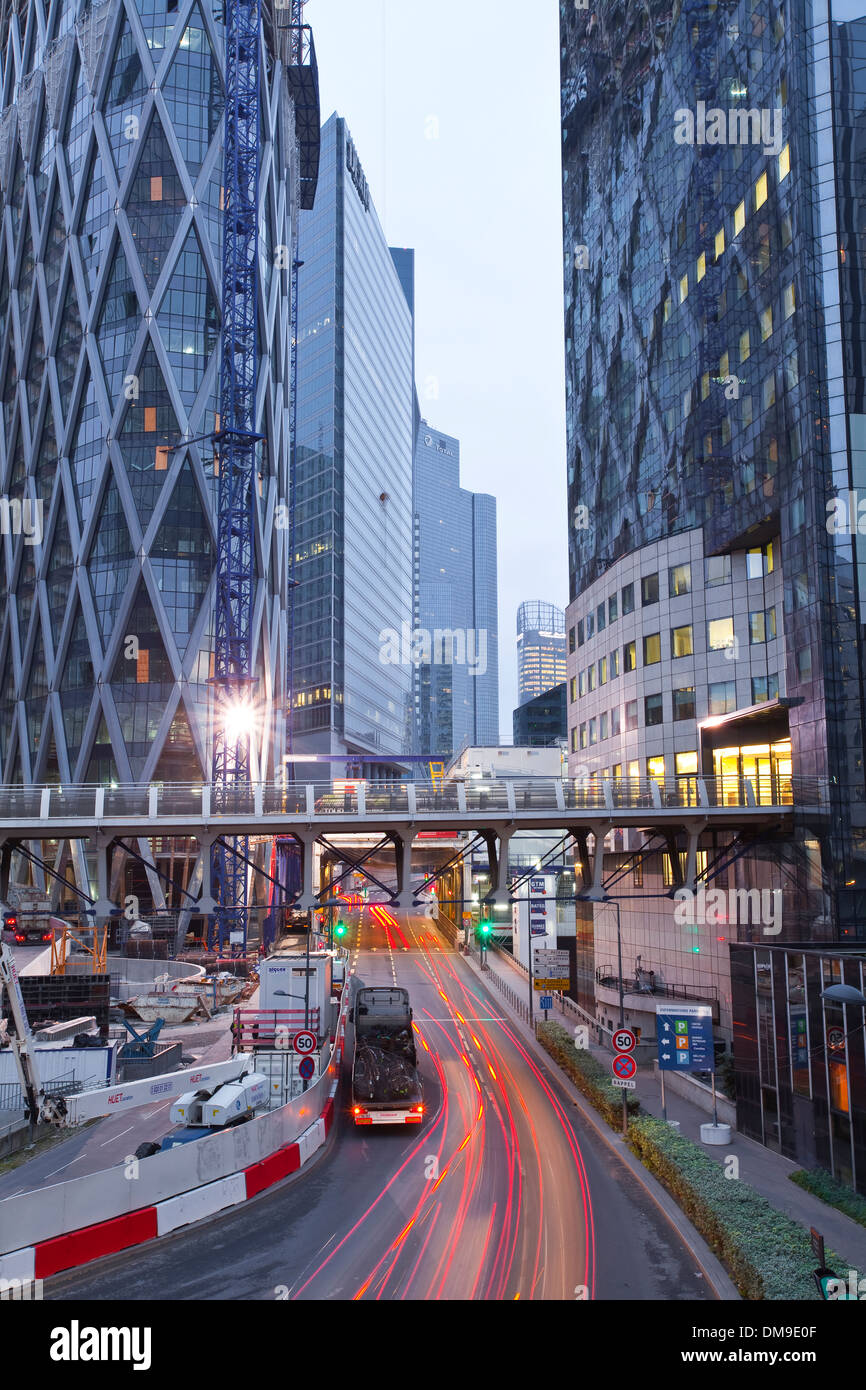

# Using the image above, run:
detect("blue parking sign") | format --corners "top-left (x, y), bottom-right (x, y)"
top-left (539, 995), bottom-right (553, 1010)
top-left (656, 1004), bottom-right (715, 1071)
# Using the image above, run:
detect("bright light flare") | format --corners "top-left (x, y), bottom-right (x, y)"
top-left (222, 699), bottom-right (257, 744)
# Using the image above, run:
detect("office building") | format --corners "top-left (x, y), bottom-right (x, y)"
top-left (293, 113), bottom-right (414, 778)
top-left (560, 0), bottom-right (866, 1073)
top-left (516, 600), bottom-right (567, 703)
top-left (413, 420), bottom-right (499, 760)
top-left (0, 0), bottom-right (312, 902)
top-left (513, 682), bottom-right (566, 748)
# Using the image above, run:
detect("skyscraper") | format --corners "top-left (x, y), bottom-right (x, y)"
top-left (560, 0), bottom-right (866, 1045)
top-left (516, 601), bottom-right (566, 705)
top-left (413, 420), bottom-right (499, 760)
top-left (292, 113), bottom-right (414, 778)
top-left (0, 0), bottom-right (312, 903)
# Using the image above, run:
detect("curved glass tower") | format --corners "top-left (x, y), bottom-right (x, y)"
top-left (0, 0), bottom-right (312, 904)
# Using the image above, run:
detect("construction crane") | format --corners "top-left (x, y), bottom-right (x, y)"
top-left (210, 0), bottom-right (264, 954)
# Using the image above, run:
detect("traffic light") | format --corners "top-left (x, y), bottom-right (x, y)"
top-left (478, 920), bottom-right (492, 937)
top-left (335, 922), bottom-right (347, 938)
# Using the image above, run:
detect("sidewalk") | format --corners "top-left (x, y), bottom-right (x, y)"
top-left (471, 941), bottom-right (866, 1274)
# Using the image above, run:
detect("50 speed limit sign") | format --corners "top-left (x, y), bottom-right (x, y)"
top-left (612, 1027), bottom-right (637, 1054)
top-left (293, 1030), bottom-right (317, 1055)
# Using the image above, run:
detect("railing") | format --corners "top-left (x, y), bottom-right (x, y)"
top-left (595, 970), bottom-right (720, 1020)
top-left (0, 775), bottom-right (826, 824)
top-left (232, 1007), bottom-right (321, 1049)
top-left (472, 950), bottom-right (530, 1023)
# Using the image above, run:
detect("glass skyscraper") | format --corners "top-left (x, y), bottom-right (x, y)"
top-left (293, 113), bottom-right (414, 777)
top-left (516, 600), bottom-right (567, 704)
top-left (413, 420), bottom-right (499, 760)
top-left (561, 0), bottom-right (866, 1044)
top-left (0, 0), bottom-right (308, 901)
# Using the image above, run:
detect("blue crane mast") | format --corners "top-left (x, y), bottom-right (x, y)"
top-left (211, 0), bottom-right (263, 951)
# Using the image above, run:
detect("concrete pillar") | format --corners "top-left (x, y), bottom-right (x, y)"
top-left (91, 835), bottom-right (118, 925)
top-left (292, 829), bottom-right (320, 911)
top-left (484, 826), bottom-right (515, 909)
top-left (391, 831), bottom-right (415, 912)
top-left (195, 833), bottom-right (218, 917)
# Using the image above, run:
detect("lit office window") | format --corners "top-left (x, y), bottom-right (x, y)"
top-left (680, 273), bottom-right (689, 303)
top-left (669, 563), bottom-right (691, 597)
top-left (671, 625), bottom-right (693, 658)
top-left (643, 633), bottom-right (661, 665)
top-left (734, 200), bottom-right (746, 236)
top-left (715, 227), bottom-right (725, 260)
top-left (778, 143), bottom-right (790, 181)
top-left (708, 617), bottom-right (735, 650)
top-left (696, 251), bottom-right (706, 282)
top-left (754, 171), bottom-right (768, 209)
top-left (783, 282), bottom-right (795, 319)
top-left (760, 305), bottom-right (773, 341)
top-left (624, 640), bottom-right (636, 672)
top-left (739, 328), bottom-right (750, 362)
top-left (676, 751), bottom-right (698, 776)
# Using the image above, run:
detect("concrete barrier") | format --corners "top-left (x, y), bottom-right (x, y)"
top-left (156, 1173), bottom-right (247, 1236)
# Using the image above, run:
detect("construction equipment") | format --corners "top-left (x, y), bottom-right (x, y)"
top-left (117, 1018), bottom-right (166, 1062)
top-left (50, 922), bottom-right (107, 975)
top-left (0, 939), bottom-right (43, 1122)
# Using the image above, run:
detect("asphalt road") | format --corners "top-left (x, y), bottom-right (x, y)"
top-left (49, 908), bottom-right (712, 1301)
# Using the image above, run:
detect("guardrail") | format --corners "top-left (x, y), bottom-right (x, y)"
top-left (0, 774), bottom-right (827, 824)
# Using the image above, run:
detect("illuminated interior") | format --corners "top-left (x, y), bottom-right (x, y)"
top-left (712, 740), bottom-right (793, 804)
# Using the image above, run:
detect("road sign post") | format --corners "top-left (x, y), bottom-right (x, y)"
top-left (656, 1003), bottom-right (715, 1123)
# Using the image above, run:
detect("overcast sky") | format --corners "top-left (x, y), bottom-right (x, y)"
top-left (306, 0), bottom-right (569, 739)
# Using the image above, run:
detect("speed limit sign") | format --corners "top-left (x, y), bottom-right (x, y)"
top-left (613, 1027), bottom-right (637, 1054)
top-left (293, 1030), bottom-right (317, 1055)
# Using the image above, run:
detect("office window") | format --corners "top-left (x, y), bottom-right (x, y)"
top-left (679, 273), bottom-right (689, 303)
top-left (600, 711), bottom-right (609, 740)
top-left (643, 633), bottom-right (661, 665)
top-left (705, 554), bottom-right (731, 587)
top-left (613, 763), bottom-right (622, 782)
top-left (586, 613), bottom-right (595, 640)
top-left (783, 282), bottom-right (795, 319)
top-left (647, 755), bottom-right (665, 782)
top-left (778, 143), bottom-right (790, 180)
top-left (697, 251), bottom-right (706, 282)
top-left (599, 655), bottom-right (608, 685)
top-left (577, 619), bottom-right (585, 647)
top-left (569, 677), bottom-right (577, 703)
top-left (746, 540), bottom-right (775, 578)
top-left (676, 751), bottom-right (698, 777)
top-left (570, 727), bottom-right (578, 752)
top-left (596, 602), bottom-right (606, 633)
top-left (751, 673), bottom-right (779, 704)
top-left (762, 372), bottom-right (776, 410)
top-left (624, 640), bottom-right (636, 672)
top-left (641, 572), bottom-right (659, 606)
top-left (749, 611), bottom-right (766, 644)
top-left (715, 227), bottom-right (725, 260)
top-left (625, 700), bottom-right (639, 731)
top-left (608, 594), bottom-right (618, 624)
top-left (610, 706), bottom-right (621, 736)
top-left (669, 563), bottom-right (691, 597)
top-left (579, 669), bottom-right (587, 698)
top-left (610, 648), bottom-right (620, 678)
top-left (673, 687), bottom-right (695, 721)
top-left (589, 718), bottom-right (597, 746)
top-left (579, 723), bottom-right (588, 749)
top-left (621, 582), bottom-right (635, 614)
top-left (587, 664), bottom-right (596, 692)
top-left (708, 617), bottom-right (735, 651)
top-left (734, 199), bottom-right (746, 235)
top-left (739, 328), bottom-right (750, 362)
top-left (645, 693), bottom-right (663, 727)
top-left (568, 627), bottom-right (575, 654)
top-left (671, 625), bottom-right (693, 658)
top-left (760, 305), bottom-right (773, 341)
top-left (754, 171), bottom-right (768, 210)
top-left (708, 680), bottom-right (736, 715)
top-left (797, 647), bottom-right (812, 680)
top-left (632, 859), bottom-right (643, 888)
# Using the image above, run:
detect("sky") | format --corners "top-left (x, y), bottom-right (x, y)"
top-left (305, 0), bottom-right (569, 740)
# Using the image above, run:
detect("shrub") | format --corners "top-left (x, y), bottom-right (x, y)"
top-left (790, 1167), bottom-right (866, 1228)
top-left (630, 1116), bottom-right (854, 1300)
top-left (536, 1020), bottom-right (640, 1130)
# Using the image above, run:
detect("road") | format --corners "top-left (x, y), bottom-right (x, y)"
top-left (49, 908), bottom-right (713, 1300)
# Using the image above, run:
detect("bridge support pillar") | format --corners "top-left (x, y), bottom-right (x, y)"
top-left (482, 826), bottom-right (515, 910)
top-left (92, 835), bottom-right (118, 925)
top-left (195, 833), bottom-right (218, 918)
top-left (292, 829), bottom-right (320, 911)
top-left (391, 830), bottom-right (415, 912)
top-left (0, 839), bottom-right (14, 901)
top-left (679, 823), bottom-right (707, 894)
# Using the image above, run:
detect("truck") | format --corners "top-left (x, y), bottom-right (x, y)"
top-left (0, 886), bottom-right (59, 946)
top-left (351, 986), bottom-right (424, 1126)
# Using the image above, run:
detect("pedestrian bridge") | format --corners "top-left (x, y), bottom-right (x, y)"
top-left (0, 776), bottom-right (827, 913)
top-left (0, 774), bottom-right (824, 840)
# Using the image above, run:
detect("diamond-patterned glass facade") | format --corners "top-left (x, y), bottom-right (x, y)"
top-left (0, 0), bottom-right (301, 894)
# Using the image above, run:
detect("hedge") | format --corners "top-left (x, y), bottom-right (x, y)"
top-left (536, 1020), bottom-right (857, 1299)
top-left (536, 1020), bottom-right (640, 1129)
top-left (790, 1167), bottom-right (866, 1229)
top-left (630, 1116), bottom-right (855, 1300)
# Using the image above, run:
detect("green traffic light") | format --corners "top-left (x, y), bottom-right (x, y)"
top-left (479, 921), bottom-right (491, 935)
top-left (335, 922), bottom-right (346, 937)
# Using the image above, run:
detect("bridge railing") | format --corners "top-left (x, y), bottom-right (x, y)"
top-left (0, 775), bottom-right (827, 822)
